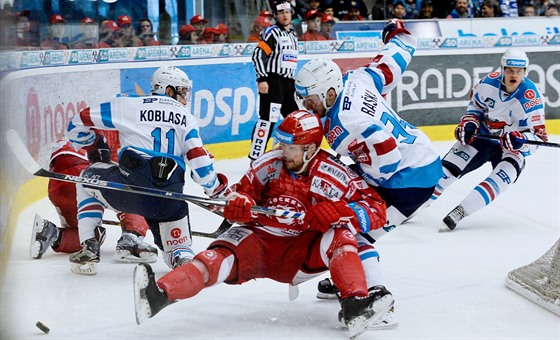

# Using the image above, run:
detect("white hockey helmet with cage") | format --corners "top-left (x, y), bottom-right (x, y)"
top-left (295, 59), bottom-right (343, 111)
top-left (151, 66), bottom-right (192, 105)
top-left (501, 48), bottom-right (529, 69)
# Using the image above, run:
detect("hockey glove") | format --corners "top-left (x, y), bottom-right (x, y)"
top-left (84, 134), bottom-right (111, 163)
top-left (382, 19), bottom-right (410, 44)
top-left (455, 115), bottom-right (480, 145)
top-left (223, 192), bottom-right (256, 223)
top-left (207, 173), bottom-right (229, 199)
top-left (304, 200), bottom-right (355, 233)
top-left (500, 131), bottom-right (526, 151)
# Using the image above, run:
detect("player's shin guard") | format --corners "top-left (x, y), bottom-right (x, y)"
top-left (157, 262), bottom-right (206, 301)
top-left (354, 237), bottom-right (384, 289)
top-left (159, 216), bottom-right (194, 268)
top-left (460, 160), bottom-right (519, 217)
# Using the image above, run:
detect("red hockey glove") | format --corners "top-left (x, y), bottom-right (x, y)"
top-left (304, 200), bottom-right (355, 233)
top-left (207, 173), bottom-right (229, 199)
top-left (382, 19), bottom-right (410, 44)
top-left (500, 131), bottom-right (526, 151)
top-left (455, 115), bottom-right (480, 145)
top-left (84, 134), bottom-right (111, 163)
top-left (223, 192), bottom-right (256, 223)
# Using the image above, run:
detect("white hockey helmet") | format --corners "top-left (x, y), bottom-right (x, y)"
top-left (295, 59), bottom-right (343, 111)
top-left (501, 48), bottom-right (529, 69)
top-left (151, 66), bottom-right (192, 104)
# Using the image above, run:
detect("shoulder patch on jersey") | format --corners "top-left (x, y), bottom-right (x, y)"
top-left (488, 71), bottom-right (501, 79)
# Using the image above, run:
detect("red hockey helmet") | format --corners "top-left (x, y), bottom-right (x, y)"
top-left (274, 110), bottom-right (323, 147)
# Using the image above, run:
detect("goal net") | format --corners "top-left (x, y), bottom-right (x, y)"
top-left (505, 239), bottom-right (560, 315)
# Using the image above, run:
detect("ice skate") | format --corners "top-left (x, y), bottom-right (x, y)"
top-left (164, 247), bottom-right (194, 269)
top-left (69, 238), bottom-right (101, 275)
top-left (30, 214), bottom-right (60, 259)
top-left (133, 263), bottom-right (172, 325)
top-left (340, 285), bottom-right (394, 339)
top-left (113, 232), bottom-right (158, 263)
top-left (439, 205), bottom-right (467, 232)
top-left (316, 277), bottom-right (339, 300)
top-left (340, 306), bottom-right (399, 330)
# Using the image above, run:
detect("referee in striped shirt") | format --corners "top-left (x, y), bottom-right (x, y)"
top-left (248, 0), bottom-right (300, 162)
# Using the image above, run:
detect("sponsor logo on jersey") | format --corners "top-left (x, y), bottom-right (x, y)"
top-left (524, 89), bottom-right (536, 100)
top-left (488, 71), bottom-right (500, 79)
top-left (326, 125), bottom-right (344, 145)
top-left (282, 53), bottom-right (297, 63)
top-left (318, 162), bottom-right (350, 186)
top-left (142, 98), bottom-right (158, 103)
top-left (484, 97), bottom-right (496, 108)
top-left (452, 148), bottom-right (470, 161)
top-left (523, 97), bottom-right (542, 111)
top-left (531, 114), bottom-right (542, 122)
top-left (310, 177), bottom-right (343, 199)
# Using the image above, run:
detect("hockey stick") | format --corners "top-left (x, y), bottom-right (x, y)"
top-left (102, 218), bottom-right (231, 238)
top-left (6, 129), bottom-right (304, 220)
top-left (473, 133), bottom-right (560, 148)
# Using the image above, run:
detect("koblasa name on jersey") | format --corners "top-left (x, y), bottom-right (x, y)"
top-left (138, 109), bottom-right (188, 127)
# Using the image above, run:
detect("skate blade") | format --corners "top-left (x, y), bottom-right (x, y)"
top-left (70, 262), bottom-right (97, 275)
top-left (341, 311), bottom-right (399, 331)
top-left (438, 225), bottom-right (453, 233)
top-left (114, 250), bottom-right (158, 263)
top-left (133, 265), bottom-right (153, 325)
top-left (288, 284), bottom-right (299, 301)
top-left (347, 314), bottom-right (372, 339)
top-left (30, 214), bottom-right (44, 259)
top-left (316, 292), bottom-right (338, 300)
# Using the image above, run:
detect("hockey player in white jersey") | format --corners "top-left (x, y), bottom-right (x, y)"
top-left (294, 19), bottom-right (444, 305)
top-left (65, 66), bottom-right (227, 274)
top-left (430, 48), bottom-right (548, 231)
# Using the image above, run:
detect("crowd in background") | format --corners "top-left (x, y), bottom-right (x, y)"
top-left (1, 0), bottom-right (558, 50)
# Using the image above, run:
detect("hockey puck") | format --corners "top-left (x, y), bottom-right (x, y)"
top-left (36, 321), bottom-right (50, 334)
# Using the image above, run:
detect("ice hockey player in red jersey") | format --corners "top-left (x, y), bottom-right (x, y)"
top-left (31, 136), bottom-right (158, 265)
top-left (133, 111), bottom-right (393, 339)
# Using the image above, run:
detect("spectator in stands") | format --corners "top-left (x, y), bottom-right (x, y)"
top-left (99, 20), bottom-right (120, 48)
top-left (499, 0), bottom-right (519, 17)
top-left (319, 14), bottom-right (336, 40)
top-left (14, 10), bottom-right (35, 49)
top-left (40, 14), bottom-right (70, 50)
top-left (419, 0), bottom-right (435, 18)
top-left (138, 18), bottom-right (160, 46)
top-left (370, 1), bottom-right (391, 20)
top-left (544, 3), bottom-right (559, 16)
top-left (391, 1), bottom-right (407, 18)
top-left (259, 9), bottom-right (275, 22)
top-left (73, 17), bottom-right (99, 49)
top-left (116, 14), bottom-right (143, 47)
top-left (332, 0), bottom-right (368, 20)
top-left (480, 0), bottom-right (502, 17)
top-left (201, 27), bottom-right (216, 44)
top-left (402, 0), bottom-right (421, 19)
top-left (190, 14), bottom-right (208, 44)
top-left (213, 24), bottom-right (229, 44)
top-left (521, 4), bottom-right (537, 16)
top-left (343, 1), bottom-right (366, 20)
top-left (178, 24), bottom-right (198, 45)
top-left (309, 0), bottom-right (322, 11)
top-left (321, 4), bottom-right (341, 22)
top-left (446, 0), bottom-right (473, 18)
top-left (301, 9), bottom-right (325, 41)
top-left (247, 15), bottom-right (272, 43)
